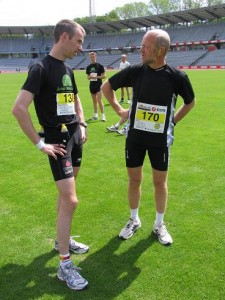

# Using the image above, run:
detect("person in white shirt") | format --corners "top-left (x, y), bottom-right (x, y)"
top-left (119, 54), bottom-right (131, 103)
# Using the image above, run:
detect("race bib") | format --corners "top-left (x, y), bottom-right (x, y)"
top-left (56, 93), bottom-right (75, 116)
top-left (134, 102), bottom-right (167, 133)
top-left (90, 72), bottom-right (97, 81)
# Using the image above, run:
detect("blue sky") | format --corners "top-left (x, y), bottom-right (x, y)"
top-left (0, 0), bottom-right (149, 26)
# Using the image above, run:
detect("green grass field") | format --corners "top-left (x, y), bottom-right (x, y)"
top-left (0, 69), bottom-right (224, 300)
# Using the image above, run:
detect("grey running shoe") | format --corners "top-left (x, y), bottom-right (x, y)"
top-left (57, 262), bottom-right (88, 290)
top-left (55, 236), bottom-right (89, 254)
top-left (117, 126), bottom-right (127, 135)
top-left (89, 116), bottom-right (98, 121)
top-left (106, 125), bottom-right (119, 132)
top-left (153, 223), bottom-right (173, 245)
top-left (119, 218), bottom-right (141, 239)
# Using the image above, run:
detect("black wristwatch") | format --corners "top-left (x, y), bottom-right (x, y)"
top-left (80, 122), bottom-right (88, 128)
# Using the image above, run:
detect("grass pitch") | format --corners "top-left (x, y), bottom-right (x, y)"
top-left (0, 69), bottom-right (224, 300)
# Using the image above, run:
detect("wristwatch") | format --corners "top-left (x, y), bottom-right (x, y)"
top-left (80, 122), bottom-right (88, 128)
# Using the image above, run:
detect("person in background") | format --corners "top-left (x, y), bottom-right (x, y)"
top-left (102, 29), bottom-right (195, 246)
top-left (86, 51), bottom-right (106, 121)
top-left (119, 54), bottom-right (131, 104)
top-left (106, 89), bottom-right (133, 135)
top-left (12, 19), bottom-right (89, 291)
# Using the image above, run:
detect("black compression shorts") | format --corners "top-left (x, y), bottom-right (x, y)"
top-left (44, 123), bottom-right (82, 181)
top-left (125, 139), bottom-right (170, 171)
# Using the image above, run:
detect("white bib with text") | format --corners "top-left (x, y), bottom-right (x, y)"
top-left (134, 102), bottom-right (167, 133)
top-left (56, 93), bottom-right (75, 116)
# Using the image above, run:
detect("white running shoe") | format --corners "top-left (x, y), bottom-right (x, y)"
top-left (101, 115), bottom-right (106, 122)
top-left (57, 262), bottom-right (88, 290)
top-left (119, 218), bottom-right (141, 239)
top-left (106, 125), bottom-right (119, 132)
top-left (54, 236), bottom-right (89, 254)
top-left (153, 223), bottom-right (173, 245)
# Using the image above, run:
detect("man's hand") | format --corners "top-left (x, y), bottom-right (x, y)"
top-left (80, 126), bottom-right (87, 144)
top-left (41, 143), bottom-right (67, 160)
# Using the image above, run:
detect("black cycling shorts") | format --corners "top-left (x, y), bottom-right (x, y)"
top-left (125, 139), bottom-right (170, 171)
top-left (44, 124), bottom-right (82, 181)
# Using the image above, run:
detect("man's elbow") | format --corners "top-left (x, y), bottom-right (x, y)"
top-left (12, 103), bottom-right (25, 119)
top-left (12, 104), bottom-right (19, 118)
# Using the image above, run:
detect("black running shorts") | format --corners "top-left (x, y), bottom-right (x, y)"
top-left (44, 124), bottom-right (82, 181)
top-left (90, 84), bottom-right (101, 94)
top-left (125, 139), bottom-right (170, 171)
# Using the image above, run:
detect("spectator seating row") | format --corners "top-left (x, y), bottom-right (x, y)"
top-left (1, 21), bottom-right (225, 55)
top-left (0, 48), bottom-right (225, 71)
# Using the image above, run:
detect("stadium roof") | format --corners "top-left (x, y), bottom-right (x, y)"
top-left (83, 4), bottom-right (225, 33)
top-left (0, 4), bottom-right (225, 36)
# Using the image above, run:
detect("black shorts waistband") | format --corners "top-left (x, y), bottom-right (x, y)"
top-left (40, 123), bottom-right (79, 143)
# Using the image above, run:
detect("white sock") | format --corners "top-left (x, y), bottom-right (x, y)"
top-left (94, 113), bottom-right (98, 118)
top-left (115, 122), bottom-right (120, 128)
top-left (130, 208), bottom-right (139, 221)
top-left (155, 211), bottom-right (164, 227)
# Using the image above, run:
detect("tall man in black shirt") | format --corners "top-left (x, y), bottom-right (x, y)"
top-left (12, 20), bottom-right (88, 290)
top-left (102, 29), bottom-right (195, 246)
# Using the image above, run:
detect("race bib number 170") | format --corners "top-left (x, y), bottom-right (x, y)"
top-left (134, 102), bottom-right (167, 133)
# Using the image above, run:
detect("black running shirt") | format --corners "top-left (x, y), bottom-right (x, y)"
top-left (86, 63), bottom-right (105, 88)
top-left (22, 55), bottom-right (79, 127)
top-left (109, 64), bottom-right (195, 147)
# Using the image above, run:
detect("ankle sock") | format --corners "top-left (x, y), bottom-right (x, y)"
top-left (130, 208), bottom-right (139, 221)
top-left (155, 211), bottom-right (164, 227)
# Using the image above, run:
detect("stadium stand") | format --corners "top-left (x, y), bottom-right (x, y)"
top-left (1, 4), bottom-right (225, 71)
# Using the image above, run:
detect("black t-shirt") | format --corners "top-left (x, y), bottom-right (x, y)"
top-left (86, 63), bottom-right (105, 87)
top-left (22, 55), bottom-right (79, 127)
top-left (109, 64), bottom-right (195, 147)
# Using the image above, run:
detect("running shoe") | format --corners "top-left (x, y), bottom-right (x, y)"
top-left (153, 223), bottom-right (173, 245)
top-left (57, 262), bottom-right (88, 290)
top-left (119, 218), bottom-right (141, 239)
top-left (119, 98), bottom-right (124, 103)
top-left (117, 127), bottom-right (127, 135)
top-left (89, 116), bottom-right (98, 121)
top-left (106, 125), bottom-right (119, 132)
top-left (54, 236), bottom-right (89, 254)
top-left (101, 115), bottom-right (106, 122)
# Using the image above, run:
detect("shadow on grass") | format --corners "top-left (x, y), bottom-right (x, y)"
top-left (0, 234), bottom-right (157, 299)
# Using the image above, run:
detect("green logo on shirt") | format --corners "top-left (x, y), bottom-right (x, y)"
top-left (57, 74), bottom-right (73, 92)
top-left (62, 75), bottom-right (72, 87)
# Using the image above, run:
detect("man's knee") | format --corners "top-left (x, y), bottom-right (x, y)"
top-left (153, 179), bottom-right (167, 190)
top-left (129, 174), bottom-right (142, 188)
